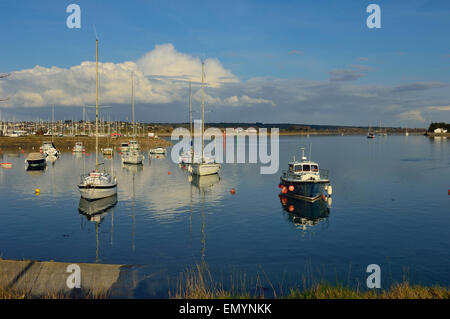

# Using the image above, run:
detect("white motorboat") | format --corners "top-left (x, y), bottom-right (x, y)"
top-left (78, 39), bottom-right (118, 201)
top-left (190, 62), bottom-right (220, 176)
top-left (73, 142), bottom-right (85, 152)
top-left (129, 140), bottom-right (140, 151)
top-left (149, 147), bottom-right (167, 155)
top-left (40, 141), bottom-right (59, 157)
top-left (122, 150), bottom-right (144, 165)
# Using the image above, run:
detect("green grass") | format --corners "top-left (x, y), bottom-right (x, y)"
top-left (171, 264), bottom-right (450, 299)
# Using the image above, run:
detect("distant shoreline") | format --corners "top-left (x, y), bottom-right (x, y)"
top-left (0, 136), bottom-right (171, 152)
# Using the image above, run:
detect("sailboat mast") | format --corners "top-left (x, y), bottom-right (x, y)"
top-left (131, 72), bottom-right (135, 138)
top-left (52, 104), bottom-right (54, 143)
top-left (95, 39), bottom-right (99, 171)
top-left (189, 81), bottom-right (192, 137)
top-left (201, 62), bottom-right (205, 161)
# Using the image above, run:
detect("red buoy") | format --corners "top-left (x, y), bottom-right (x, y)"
top-left (288, 185), bottom-right (294, 192)
top-left (448, 189), bottom-right (450, 196)
top-left (230, 188), bottom-right (236, 195)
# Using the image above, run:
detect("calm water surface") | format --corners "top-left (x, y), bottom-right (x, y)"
top-left (0, 136), bottom-right (449, 297)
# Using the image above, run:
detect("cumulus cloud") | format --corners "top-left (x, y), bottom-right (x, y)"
top-left (0, 43), bottom-right (240, 108)
top-left (224, 95), bottom-right (275, 107)
top-left (398, 110), bottom-right (425, 122)
top-left (1, 44), bottom-right (450, 127)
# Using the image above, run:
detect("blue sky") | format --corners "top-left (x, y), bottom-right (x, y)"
top-left (1, 0), bottom-right (450, 126)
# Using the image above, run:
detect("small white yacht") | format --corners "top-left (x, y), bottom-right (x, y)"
top-left (190, 62), bottom-right (221, 176)
top-left (78, 171), bottom-right (117, 200)
top-left (149, 147), bottom-right (167, 155)
top-left (78, 39), bottom-right (117, 201)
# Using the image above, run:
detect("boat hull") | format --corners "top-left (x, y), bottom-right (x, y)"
top-left (280, 178), bottom-right (328, 201)
top-left (26, 159), bottom-right (46, 167)
top-left (78, 184), bottom-right (117, 200)
top-left (191, 163), bottom-right (220, 176)
top-left (121, 154), bottom-right (144, 165)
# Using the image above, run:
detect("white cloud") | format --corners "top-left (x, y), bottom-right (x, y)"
top-left (427, 105), bottom-right (450, 111)
top-left (224, 95), bottom-right (275, 107)
top-left (398, 110), bottom-right (425, 122)
top-left (136, 43), bottom-right (239, 87)
top-left (0, 43), bottom-right (239, 108)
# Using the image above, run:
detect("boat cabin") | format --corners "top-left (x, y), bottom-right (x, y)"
top-left (288, 162), bottom-right (319, 173)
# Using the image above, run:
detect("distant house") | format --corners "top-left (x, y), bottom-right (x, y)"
top-left (434, 128), bottom-right (448, 134)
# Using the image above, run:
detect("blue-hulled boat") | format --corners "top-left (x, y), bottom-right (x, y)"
top-left (279, 148), bottom-right (332, 202)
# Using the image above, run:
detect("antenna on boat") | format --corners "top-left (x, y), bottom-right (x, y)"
top-left (309, 142), bottom-right (312, 162)
top-left (301, 147), bottom-right (306, 161)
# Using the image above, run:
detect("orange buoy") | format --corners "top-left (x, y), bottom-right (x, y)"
top-left (288, 185), bottom-right (294, 192)
top-left (230, 188), bottom-right (236, 195)
top-left (168, 171), bottom-right (171, 175)
top-left (288, 205), bottom-right (294, 212)
top-left (281, 187), bottom-right (287, 194)
top-left (281, 197), bottom-right (287, 205)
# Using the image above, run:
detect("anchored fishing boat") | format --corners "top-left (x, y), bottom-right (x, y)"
top-left (279, 148), bottom-right (332, 202)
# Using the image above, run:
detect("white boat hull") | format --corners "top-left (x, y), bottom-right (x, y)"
top-left (190, 163), bottom-right (221, 176)
top-left (78, 185), bottom-right (117, 200)
top-left (122, 154), bottom-right (144, 165)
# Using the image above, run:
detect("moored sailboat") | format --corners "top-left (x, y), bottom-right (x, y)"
top-left (190, 62), bottom-right (220, 176)
top-left (78, 39), bottom-right (117, 201)
top-left (121, 72), bottom-right (144, 165)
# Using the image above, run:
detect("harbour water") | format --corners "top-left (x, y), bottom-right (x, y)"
top-left (0, 135), bottom-right (449, 297)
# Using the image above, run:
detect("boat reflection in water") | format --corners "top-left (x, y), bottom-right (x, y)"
top-left (189, 174), bottom-right (220, 264)
top-left (78, 194), bottom-right (118, 218)
top-left (26, 165), bottom-right (47, 176)
top-left (78, 194), bottom-right (117, 263)
top-left (279, 194), bottom-right (331, 230)
top-left (189, 173), bottom-right (220, 190)
top-left (149, 153), bottom-right (166, 160)
top-left (122, 163), bottom-right (144, 173)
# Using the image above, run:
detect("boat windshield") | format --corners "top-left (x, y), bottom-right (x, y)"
top-left (311, 165), bottom-right (319, 172)
top-left (302, 164), bottom-right (310, 171)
